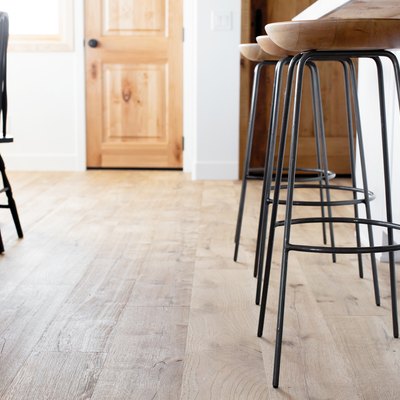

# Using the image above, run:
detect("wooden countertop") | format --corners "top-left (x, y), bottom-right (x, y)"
top-left (294, 0), bottom-right (400, 21)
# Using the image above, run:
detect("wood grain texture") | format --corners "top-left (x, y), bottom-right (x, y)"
top-left (0, 171), bottom-right (399, 399)
top-left (266, 19), bottom-right (400, 52)
top-left (240, 43), bottom-right (280, 62)
top-left (85, 0), bottom-right (183, 168)
top-left (3, 352), bottom-right (106, 400)
top-left (325, 0), bottom-right (400, 19)
top-left (255, 35), bottom-right (296, 57)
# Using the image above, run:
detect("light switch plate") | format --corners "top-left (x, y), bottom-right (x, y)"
top-left (210, 11), bottom-right (232, 31)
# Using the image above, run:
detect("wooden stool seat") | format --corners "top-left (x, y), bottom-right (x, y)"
top-left (266, 18), bottom-right (400, 52)
top-left (255, 35), bottom-right (296, 58)
top-left (239, 43), bottom-right (278, 62)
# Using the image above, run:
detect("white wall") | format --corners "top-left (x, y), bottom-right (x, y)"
top-left (357, 52), bottom-right (400, 250)
top-left (3, 0), bottom-right (86, 171)
top-left (3, 0), bottom-right (241, 180)
top-left (186, 0), bottom-right (241, 180)
top-left (183, 0), bottom-right (196, 174)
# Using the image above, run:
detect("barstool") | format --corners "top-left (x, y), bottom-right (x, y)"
top-left (256, 34), bottom-right (381, 310)
top-left (235, 42), bottom-right (337, 302)
top-left (259, 19), bottom-right (400, 388)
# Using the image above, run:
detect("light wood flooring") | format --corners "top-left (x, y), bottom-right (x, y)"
top-left (0, 170), bottom-right (399, 399)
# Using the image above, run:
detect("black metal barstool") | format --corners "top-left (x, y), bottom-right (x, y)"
top-left (251, 35), bottom-right (379, 307)
top-left (259, 18), bottom-right (400, 388)
top-left (235, 41), bottom-right (336, 292)
top-left (0, 12), bottom-right (23, 253)
top-left (255, 51), bottom-right (380, 311)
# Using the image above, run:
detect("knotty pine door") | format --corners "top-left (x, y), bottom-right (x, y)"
top-left (85, 0), bottom-right (183, 168)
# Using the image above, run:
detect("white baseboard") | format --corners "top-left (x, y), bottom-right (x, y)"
top-left (380, 231), bottom-right (400, 263)
top-left (360, 229), bottom-right (400, 263)
top-left (1, 154), bottom-right (85, 171)
top-left (192, 161), bottom-right (238, 180)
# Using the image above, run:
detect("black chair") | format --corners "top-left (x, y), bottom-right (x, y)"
top-left (0, 12), bottom-right (23, 253)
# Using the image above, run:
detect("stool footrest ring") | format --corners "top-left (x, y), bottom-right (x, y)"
top-left (277, 217), bottom-right (400, 254)
top-left (268, 185), bottom-right (375, 207)
top-left (246, 167), bottom-right (335, 182)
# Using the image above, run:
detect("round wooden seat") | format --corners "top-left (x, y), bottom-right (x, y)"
top-left (239, 43), bottom-right (279, 62)
top-left (256, 35), bottom-right (296, 57)
top-left (266, 18), bottom-right (400, 52)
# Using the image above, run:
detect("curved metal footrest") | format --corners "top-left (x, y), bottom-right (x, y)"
top-left (247, 166), bottom-right (336, 182)
top-left (284, 167), bottom-right (335, 183)
top-left (277, 216), bottom-right (400, 254)
top-left (270, 184), bottom-right (376, 207)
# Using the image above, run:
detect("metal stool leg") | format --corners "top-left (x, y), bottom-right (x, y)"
top-left (272, 54), bottom-right (307, 389)
top-left (346, 60), bottom-right (380, 305)
top-left (310, 68), bottom-right (328, 246)
top-left (234, 62), bottom-right (266, 262)
top-left (308, 62), bottom-right (336, 260)
top-left (253, 60), bottom-right (282, 278)
top-left (255, 57), bottom-right (291, 303)
top-left (341, 60), bottom-right (364, 278)
top-left (374, 55), bottom-right (398, 338)
top-left (257, 54), bottom-right (301, 335)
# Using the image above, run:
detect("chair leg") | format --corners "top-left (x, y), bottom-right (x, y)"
top-left (309, 69), bottom-right (328, 246)
top-left (0, 228), bottom-right (4, 253)
top-left (0, 154), bottom-right (23, 238)
top-left (234, 62), bottom-right (266, 262)
top-left (308, 62), bottom-right (336, 259)
top-left (341, 60), bottom-right (365, 278)
top-left (257, 55), bottom-right (301, 336)
top-left (308, 62), bottom-right (337, 263)
top-left (386, 50), bottom-right (400, 339)
top-left (255, 58), bottom-right (290, 303)
top-left (253, 62), bottom-right (280, 277)
top-left (347, 60), bottom-right (381, 305)
top-left (374, 55), bottom-right (398, 338)
top-left (272, 55), bottom-right (307, 389)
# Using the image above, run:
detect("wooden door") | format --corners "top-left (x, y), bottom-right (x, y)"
top-left (240, 0), bottom-right (352, 175)
top-left (85, 0), bottom-right (183, 168)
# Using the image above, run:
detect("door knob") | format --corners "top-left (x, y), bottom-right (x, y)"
top-left (88, 38), bottom-right (99, 48)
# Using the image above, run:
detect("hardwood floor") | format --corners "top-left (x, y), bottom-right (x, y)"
top-left (0, 171), bottom-right (399, 399)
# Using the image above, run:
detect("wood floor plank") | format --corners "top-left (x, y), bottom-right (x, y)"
top-left (326, 315), bottom-right (400, 400)
top-left (91, 306), bottom-right (189, 400)
top-left (0, 284), bottom-right (73, 396)
top-left (34, 254), bottom-right (139, 354)
top-left (180, 305), bottom-right (268, 400)
top-left (0, 172), bottom-right (398, 399)
top-left (258, 255), bottom-right (364, 399)
top-left (2, 351), bottom-right (106, 400)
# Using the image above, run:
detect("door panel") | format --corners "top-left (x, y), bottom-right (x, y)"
top-left (104, 0), bottom-right (166, 36)
top-left (85, 0), bottom-right (182, 168)
top-left (103, 64), bottom-right (166, 140)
